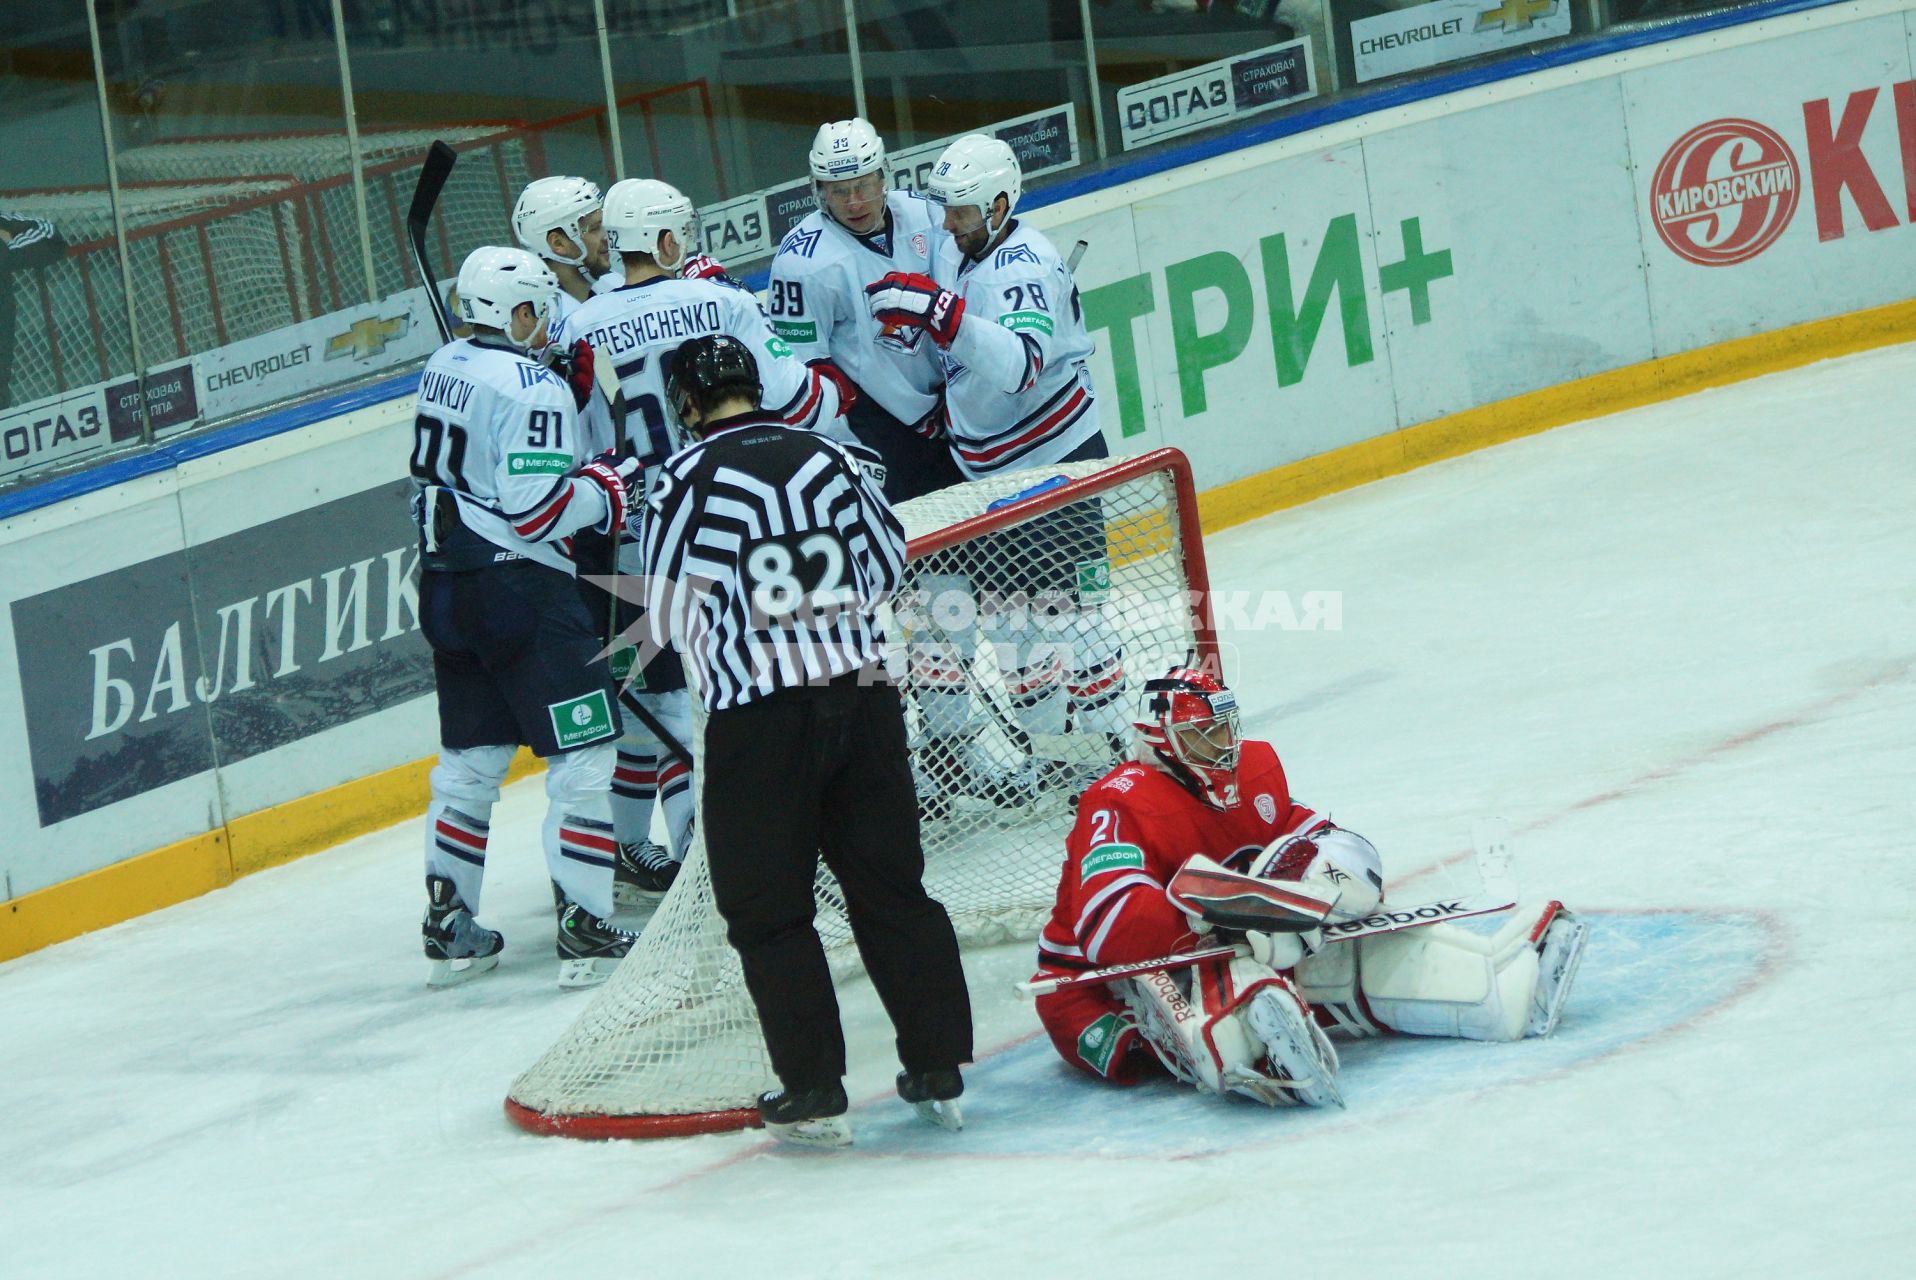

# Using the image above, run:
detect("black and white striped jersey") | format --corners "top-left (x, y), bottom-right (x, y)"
top-left (637, 413), bottom-right (906, 711)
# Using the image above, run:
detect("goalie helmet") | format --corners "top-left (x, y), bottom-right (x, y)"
top-left (602, 178), bottom-right (698, 268)
top-left (666, 334), bottom-right (761, 433)
top-left (926, 133), bottom-right (1021, 235)
top-left (453, 246), bottom-right (555, 347)
top-left (512, 175), bottom-right (603, 268)
top-left (1137, 664), bottom-right (1242, 810)
top-left (808, 118), bottom-right (887, 185)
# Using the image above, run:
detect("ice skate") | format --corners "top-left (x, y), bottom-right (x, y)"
top-left (1527, 906), bottom-right (1589, 1037)
top-left (758, 1082), bottom-right (852, 1149)
top-left (553, 884), bottom-right (639, 989)
top-left (422, 874), bottom-right (503, 988)
top-left (613, 839), bottom-right (679, 906)
top-left (896, 1067), bottom-right (965, 1131)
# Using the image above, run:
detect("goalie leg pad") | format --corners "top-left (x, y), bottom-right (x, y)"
top-left (1293, 941), bottom-right (1389, 1038)
top-left (1121, 958), bottom-right (1341, 1107)
top-left (1354, 901), bottom-right (1583, 1041)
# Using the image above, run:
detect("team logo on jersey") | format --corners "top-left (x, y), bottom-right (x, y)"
top-left (994, 243), bottom-right (1041, 269)
top-left (1254, 794), bottom-right (1277, 823)
top-left (1081, 843), bottom-right (1146, 883)
top-left (778, 227), bottom-right (823, 259)
top-left (516, 364), bottom-right (560, 389)
top-left (548, 690), bottom-right (615, 749)
top-left (910, 232), bottom-right (929, 259)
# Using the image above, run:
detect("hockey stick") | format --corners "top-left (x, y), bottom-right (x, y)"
top-left (589, 350), bottom-right (696, 772)
top-left (1065, 239), bottom-right (1089, 274)
top-left (1017, 892), bottom-right (1518, 997)
top-left (407, 140), bottom-right (459, 344)
top-left (615, 686), bottom-right (693, 774)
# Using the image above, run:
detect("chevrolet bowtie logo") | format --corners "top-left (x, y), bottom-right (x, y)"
top-left (326, 313), bottom-right (410, 361)
top-left (1476, 0), bottom-right (1555, 31)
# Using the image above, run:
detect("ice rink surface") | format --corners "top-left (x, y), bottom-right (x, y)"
top-left (5, 343), bottom-right (1913, 1278)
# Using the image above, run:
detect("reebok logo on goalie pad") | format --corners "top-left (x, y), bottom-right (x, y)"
top-left (1081, 843), bottom-right (1146, 883)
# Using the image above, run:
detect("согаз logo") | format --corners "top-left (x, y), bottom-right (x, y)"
top-left (1650, 118), bottom-right (1799, 266)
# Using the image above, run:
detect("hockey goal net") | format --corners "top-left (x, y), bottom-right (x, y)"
top-left (505, 448), bottom-right (1216, 1137)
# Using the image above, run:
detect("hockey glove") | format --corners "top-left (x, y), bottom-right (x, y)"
top-left (574, 445), bottom-right (641, 534)
top-left (806, 358), bottom-right (859, 417)
top-left (865, 272), bottom-right (965, 347)
top-left (548, 338), bottom-right (597, 412)
top-left (1244, 927), bottom-right (1323, 971)
top-left (677, 252), bottom-right (729, 284)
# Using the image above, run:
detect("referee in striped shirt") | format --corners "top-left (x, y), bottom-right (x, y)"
top-left (637, 334), bottom-right (973, 1147)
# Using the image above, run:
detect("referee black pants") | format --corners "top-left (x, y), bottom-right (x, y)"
top-left (703, 671), bottom-right (974, 1092)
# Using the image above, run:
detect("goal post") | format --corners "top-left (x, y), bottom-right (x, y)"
top-left (504, 448), bottom-right (1216, 1138)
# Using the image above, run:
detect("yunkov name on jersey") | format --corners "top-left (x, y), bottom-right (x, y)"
top-left (1036, 741), bottom-right (1326, 974)
top-left (638, 417), bottom-right (907, 712)
top-left (768, 191), bottom-right (944, 425)
top-left (932, 219), bottom-right (1100, 479)
top-left (409, 338), bottom-right (610, 575)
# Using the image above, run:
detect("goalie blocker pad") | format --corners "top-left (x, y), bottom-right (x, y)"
top-left (1166, 855), bottom-right (1338, 933)
top-left (1294, 900), bottom-right (1587, 1041)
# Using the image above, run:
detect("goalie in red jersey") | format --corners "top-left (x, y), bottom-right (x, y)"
top-left (1031, 664), bottom-right (1589, 1107)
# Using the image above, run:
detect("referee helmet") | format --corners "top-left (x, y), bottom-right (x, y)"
top-left (667, 335), bottom-right (762, 432)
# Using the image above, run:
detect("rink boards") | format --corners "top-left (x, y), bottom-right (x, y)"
top-left (5, 0), bottom-right (1916, 957)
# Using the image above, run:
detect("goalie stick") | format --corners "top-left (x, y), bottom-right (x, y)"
top-left (406, 141), bottom-right (459, 344)
top-left (1017, 892), bottom-right (1519, 997)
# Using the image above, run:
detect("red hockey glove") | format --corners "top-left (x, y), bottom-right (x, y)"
top-left (549, 338), bottom-right (596, 411)
top-left (806, 358), bottom-right (858, 418)
top-left (865, 272), bottom-right (964, 347)
top-left (677, 252), bottom-right (729, 283)
top-left (574, 446), bottom-right (641, 534)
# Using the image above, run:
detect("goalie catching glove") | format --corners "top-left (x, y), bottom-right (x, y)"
top-left (865, 272), bottom-right (965, 347)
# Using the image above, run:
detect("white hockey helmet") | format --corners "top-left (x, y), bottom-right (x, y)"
top-left (512, 175), bottom-right (603, 267)
top-left (809, 117), bottom-right (888, 185)
top-left (926, 133), bottom-right (1021, 233)
top-left (453, 245), bottom-right (555, 345)
top-left (601, 177), bottom-right (698, 267)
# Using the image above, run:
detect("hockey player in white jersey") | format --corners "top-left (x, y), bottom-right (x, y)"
top-left (412, 246), bottom-right (640, 989)
top-left (550, 177), bottom-right (853, 894)
top-left (767, 118), bottom-right (963, 503)
top-left (512, 175), bottom-right (620, 349)
top-left (867, 133), bottom-right (1102, 481)
top-left (866, 134), bottom-right (1126, 814)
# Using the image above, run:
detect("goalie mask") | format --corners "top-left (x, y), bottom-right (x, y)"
top-left (1137, 665), bottom-right (1242, 810)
